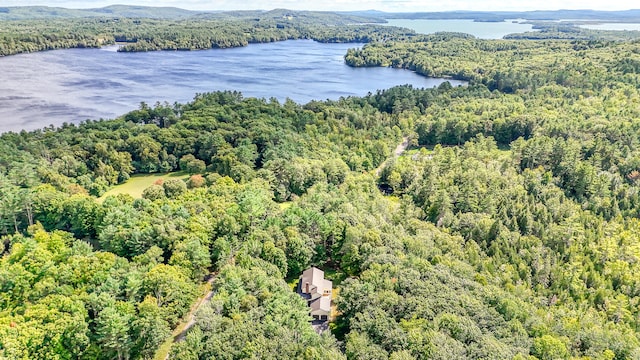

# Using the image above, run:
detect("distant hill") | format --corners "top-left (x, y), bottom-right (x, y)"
top-left (87, 5), bottom-right (200, 18)
top-left (2, 5), bottom-right (640, 23)
top-left (0, 5), bottom-right (203, 20)
top-left (0, 6), bottom-right (383, 23)
top-left (195, 8), bottom-right (385, 25)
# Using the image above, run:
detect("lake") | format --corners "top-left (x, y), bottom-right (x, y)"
top-left (0, 40), bottom-right (465, 133)
top-left (578, 23), bottom-right (640, 31)
top-left (385, 19), bottom-right (535, 39)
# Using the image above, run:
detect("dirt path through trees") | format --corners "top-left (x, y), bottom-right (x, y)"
top-left (174, 275), bottom-right (216, 342)
top-left (375, 136), bottom-right (409, 176)
top-left (158, 274), bottom-right (216, 359)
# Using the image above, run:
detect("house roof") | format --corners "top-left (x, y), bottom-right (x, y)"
top-left (309, 296), bottom-right (331, 315)
top-left (300, 267), bottom-right (332, 295)
top-left (323, 279), bottom-right (332, 293)
top-left (299, 267), bottom-right (333, 317)
top-left (301, 267), bottom-right (325, 289)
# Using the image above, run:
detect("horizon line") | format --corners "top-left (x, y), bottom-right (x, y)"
top-left (3, 5), bottom-right (640, 13)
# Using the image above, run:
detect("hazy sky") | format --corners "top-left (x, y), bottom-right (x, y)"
top-left (2, 0), bottom-right (636, 12)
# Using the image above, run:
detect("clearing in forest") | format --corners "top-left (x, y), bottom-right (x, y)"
top-left (97, 171), bottom-right (189, 202)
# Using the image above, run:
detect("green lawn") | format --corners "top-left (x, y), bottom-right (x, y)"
top-left (98, 171), bottom-right (190, 202)
top-left (279, 201), bottom-right (293, 211)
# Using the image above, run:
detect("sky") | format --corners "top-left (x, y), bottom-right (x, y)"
top-left (1, 0), bottom-right (637, 12)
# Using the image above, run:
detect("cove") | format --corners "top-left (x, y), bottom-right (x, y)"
top-left (0, 40), bottom-right (465, 133)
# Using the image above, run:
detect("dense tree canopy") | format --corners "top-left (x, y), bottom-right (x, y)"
top-left (4, 14), bottom-right (640, 360)
top-left (0, 10), bottom-right (410, 56)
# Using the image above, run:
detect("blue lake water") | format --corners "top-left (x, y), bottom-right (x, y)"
top-left (385, 19), bottom-right (535, 39)
top-left (578, 23), bottom-right (640, 31)
top-left (0, 40), bottom-right (465, 132)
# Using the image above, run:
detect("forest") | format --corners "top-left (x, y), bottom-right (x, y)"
top-left (0, 10), bottom-right (403, 56)
top-left (3, 6), bottom-right (640, 360)
top-left (3, 7), bottom-right (640, 57)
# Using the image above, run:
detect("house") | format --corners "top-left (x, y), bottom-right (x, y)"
top-left (298, 267), bottom-right (332, 321)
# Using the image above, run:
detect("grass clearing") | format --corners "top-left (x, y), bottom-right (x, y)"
top-left (330, 287), bottom-right (340, 321)
top-left (98, 171), bottom-right (189, 202)
top-left (279, 201), bottom-right (293, 211)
